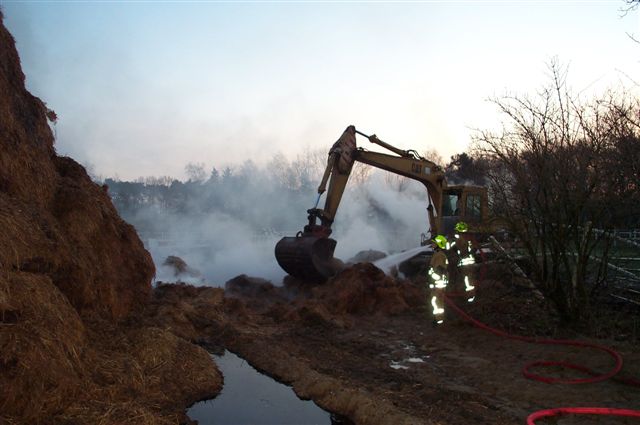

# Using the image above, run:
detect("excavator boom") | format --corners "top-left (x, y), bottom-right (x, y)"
top-left (275, 125), bottom-right (463, 282)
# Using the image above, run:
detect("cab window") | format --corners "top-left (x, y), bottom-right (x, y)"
top-left (465, 194), bottom-right (482, 220)
top-left (442, 194), bottom-right (460, 217)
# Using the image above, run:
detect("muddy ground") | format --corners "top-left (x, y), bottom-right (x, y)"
top-left (148, 263), bottom-right (640, 425)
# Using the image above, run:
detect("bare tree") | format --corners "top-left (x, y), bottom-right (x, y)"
top-left (621, 0), bottom-right (640, 42)
top-left (383, 173), bottom-right (412, 193)
top-left (184, 162), bottom-right (207, 183)
top-left (292, 147), bottom-right (330, 189)
top-left (351, 162), bottom-right (373, 187)
top-left (266, 154), bottom-right (294, 189)
top-left (423, 147), bottom-right (445, 168)
top-left (623, 0), bottom-right (639, 12)
top-left (267, 148), bottom-right (330, 191)
top-left (473, 61), bottom-right (640, 322)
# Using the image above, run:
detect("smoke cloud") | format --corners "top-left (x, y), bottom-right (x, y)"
top-left (109, 160), bottom-right (433, 286)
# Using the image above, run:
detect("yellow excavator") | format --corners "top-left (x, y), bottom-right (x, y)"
top-left (275, 125), bottom-right (491, 281)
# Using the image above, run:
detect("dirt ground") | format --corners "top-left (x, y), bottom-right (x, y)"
top-left (150, 263), bottom-right (640, 425)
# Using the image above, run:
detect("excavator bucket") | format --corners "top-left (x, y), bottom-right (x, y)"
top-left (275, 235), bottom-right (343, 282)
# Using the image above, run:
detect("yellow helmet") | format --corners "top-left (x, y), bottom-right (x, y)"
top-left (455, 221), bottom-right (469, 233)
top-left (433, 235), bottom-right (448, 249)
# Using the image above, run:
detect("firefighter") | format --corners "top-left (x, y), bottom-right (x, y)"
top-left (428, 235), bottom-right (449, 325)
top-left (451, 221), bottom-right (476, 303)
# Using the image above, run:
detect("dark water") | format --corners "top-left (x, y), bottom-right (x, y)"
top-left (188, 351), bottom-right (351, 425)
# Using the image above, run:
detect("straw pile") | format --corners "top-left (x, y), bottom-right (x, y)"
top-left (220, 265), bottom-right (424, 329)
top-left (311, 263), bottom-right (424, 316)
top-left (0, 272), bottom-right (86, 421)
top-left (0, 272), bottom-right (222, 424)
top-left (0, 14), bottom-right (222, 424)
top-left (0, 13), bottom-right (154, 320)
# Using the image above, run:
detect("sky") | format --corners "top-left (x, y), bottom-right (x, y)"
top-left (2, 0), bottom-right (639, 181)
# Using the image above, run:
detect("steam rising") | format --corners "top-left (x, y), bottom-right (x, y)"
top-left (110, 163), bottom-right (433, 286)
top-left (335, 174), bottom-right (430, 255)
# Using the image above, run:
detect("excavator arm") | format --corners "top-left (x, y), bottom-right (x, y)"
top-left (275, 125), bottom-right (447, 282)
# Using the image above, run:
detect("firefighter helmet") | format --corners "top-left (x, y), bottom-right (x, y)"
top-left (433, 235), bottom-right (448, 249)
top-left (455, 221), bottom-right (469, 233)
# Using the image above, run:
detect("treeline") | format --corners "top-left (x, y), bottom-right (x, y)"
top-left (104, 158), bottom-right (324, 237)
top-left (102, 147), bottom-right (485, 238)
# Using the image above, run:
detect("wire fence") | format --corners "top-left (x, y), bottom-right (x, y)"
top-left (613, 229), bottom-right (640, 243)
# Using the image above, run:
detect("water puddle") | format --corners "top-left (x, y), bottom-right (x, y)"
top-left (383, 341), bottom-right (430, 370)
top-left (373, 245), bottom-right (432, 274)
top-left (188, 351), bottom-right (351, 425)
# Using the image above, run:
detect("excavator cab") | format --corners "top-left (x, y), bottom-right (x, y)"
top-left (440, 185), bottom-right (488, 236)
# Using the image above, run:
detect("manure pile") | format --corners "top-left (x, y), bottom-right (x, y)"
top-left (220, 263), bottom-right (424, 329)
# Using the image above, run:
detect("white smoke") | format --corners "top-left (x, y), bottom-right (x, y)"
top-left (118, 165), bottom-right (433, 287)
top-left (332, 173), bottom-right (431, 258)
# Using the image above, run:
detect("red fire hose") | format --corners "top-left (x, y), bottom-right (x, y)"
top-left (527, 407), bottom-right (640, 424)
top-left (444, 242), bottom-right (640, 424)
top-left (444, 297), bottom-right (640, 423)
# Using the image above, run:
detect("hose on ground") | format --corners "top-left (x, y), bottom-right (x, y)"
top-left (444, 239), bottom-right (640, 424)
top-left (526, 407), bottom-right (640, 424)
top-left (444, 296), bottom-right (640, 423)
top-left (444, 297), bottom-right (623, 384)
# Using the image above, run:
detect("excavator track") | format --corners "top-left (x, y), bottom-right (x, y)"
top-left (275, 235), bottom-right (340, 282)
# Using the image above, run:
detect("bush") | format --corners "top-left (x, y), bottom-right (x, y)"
top-left (473, 61), bottom-right (640, 322)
